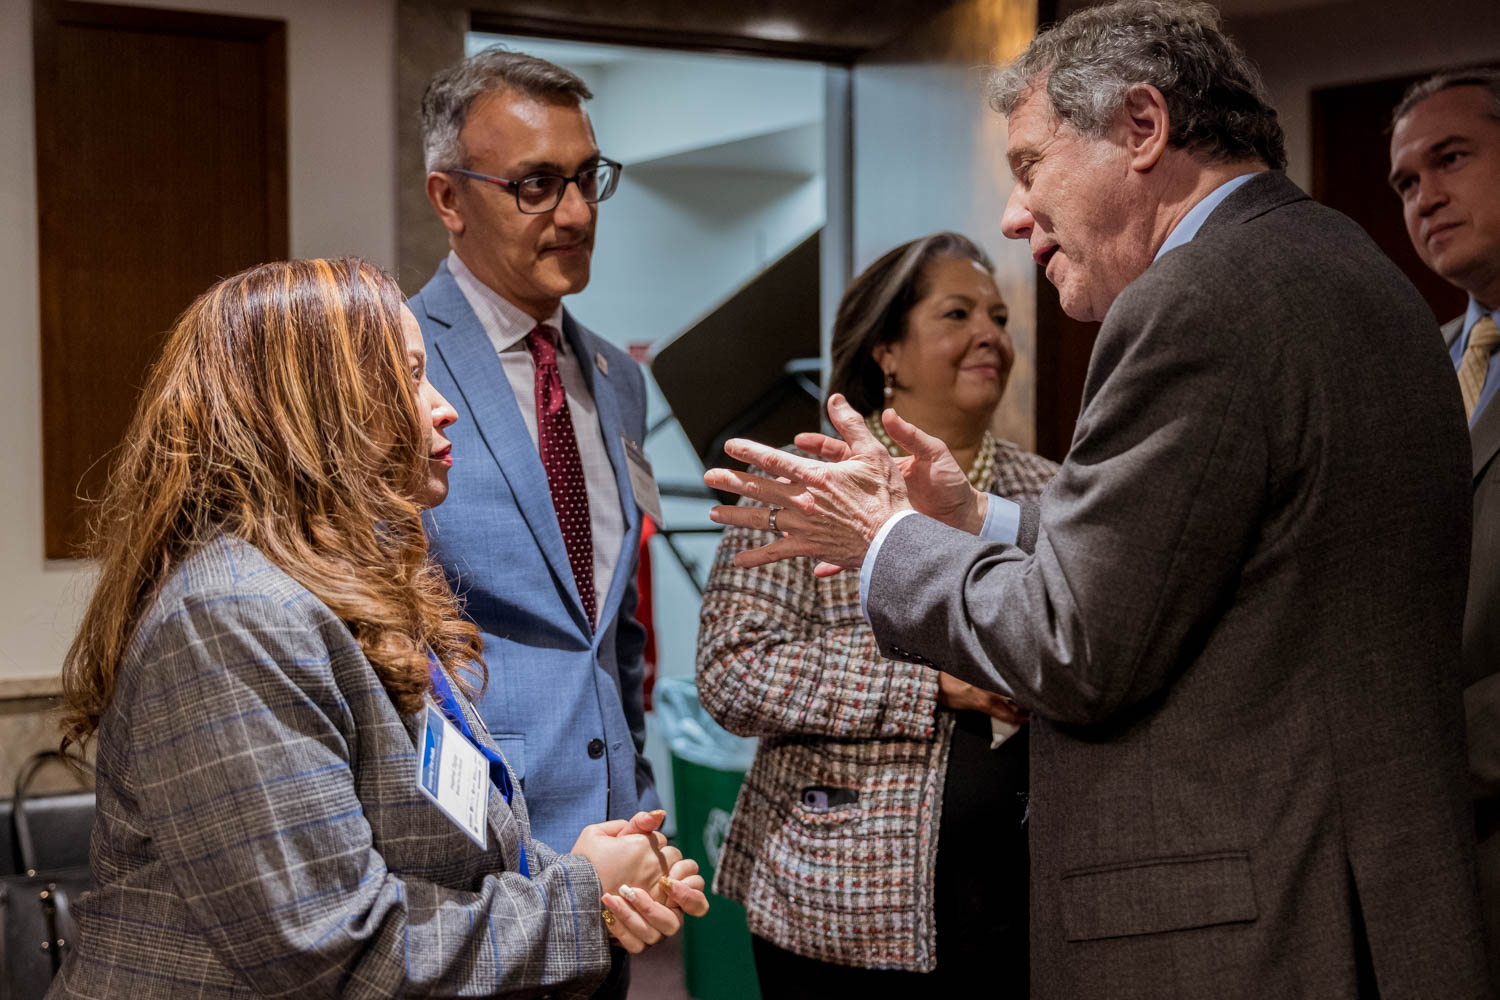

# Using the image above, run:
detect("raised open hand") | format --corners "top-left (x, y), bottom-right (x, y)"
top-left (705, 394), bottom-right (911, 572)
top-left (879, 408), bottom-right (989, 535)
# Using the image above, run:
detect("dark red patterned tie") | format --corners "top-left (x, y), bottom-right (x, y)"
top-left (525, 325), bottom-right (596, 629)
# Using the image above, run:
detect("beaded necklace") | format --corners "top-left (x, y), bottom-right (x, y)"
top-left (864, 412), bottom-right (997, 490)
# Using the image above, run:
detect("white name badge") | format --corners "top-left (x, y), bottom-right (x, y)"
top-left (622, 437), bottom-right (663, 529)
top-left (417, 698), bottom-right (489, 849)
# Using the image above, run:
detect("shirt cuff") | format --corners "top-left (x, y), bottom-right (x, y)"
top-left (859, 509), bottom-right (920, 623)
top-left (980, 495), bottom-right (1020, 544)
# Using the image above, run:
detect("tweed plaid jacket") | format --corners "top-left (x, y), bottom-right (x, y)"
top-left (697, 441), bottom-right (1056, 971)
top-left (51, 535), bottom-right (611, 999)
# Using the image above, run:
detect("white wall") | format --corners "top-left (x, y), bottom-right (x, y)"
top-left (489, 40), bottom-right (827, 692)
top-left (0, 0), bottom-right (397, 683)
top-left (575, 170), bottom-right (824, 353)
top-left (851, 0), bottom-right (1040, 449)
top-left (592, 56), bottom-right (823, 167)
top-left (1226, 0), bottom-right (1500, 192)
top-left (581, 168), bottom-right (824, 680)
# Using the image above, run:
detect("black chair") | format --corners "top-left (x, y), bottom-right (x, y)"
top-left (0, 751), bottom-right (94, 999)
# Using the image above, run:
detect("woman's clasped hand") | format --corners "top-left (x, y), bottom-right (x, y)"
top-left (573, 809), bottom-right (710, 953)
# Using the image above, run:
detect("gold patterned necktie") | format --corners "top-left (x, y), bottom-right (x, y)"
top-left (1460, 315), bottom-right (1500, 421)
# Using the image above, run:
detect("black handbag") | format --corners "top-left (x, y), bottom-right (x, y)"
top-left (0, 751), bottom-right (94, 1000)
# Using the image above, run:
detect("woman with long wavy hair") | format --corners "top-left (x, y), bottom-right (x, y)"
top-left (52, 257), bottom-right (704, 999)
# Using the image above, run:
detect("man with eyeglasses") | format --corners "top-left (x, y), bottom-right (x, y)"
top-left (411, 48), bottom-right (659, 996)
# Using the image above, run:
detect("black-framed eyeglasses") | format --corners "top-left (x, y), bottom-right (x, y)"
top-left (448, 157), bottom-right (622, 214)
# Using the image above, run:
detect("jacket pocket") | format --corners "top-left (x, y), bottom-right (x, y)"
top-left (491, 733), bottom-right (526, 786)
top-left (1060, 851), bottom-right (1257, 941)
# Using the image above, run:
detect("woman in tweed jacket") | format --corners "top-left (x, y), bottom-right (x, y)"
top-left (698, 233), bottom-right (1057, 990)
top-left (52, 259), bottom-right (704, 999)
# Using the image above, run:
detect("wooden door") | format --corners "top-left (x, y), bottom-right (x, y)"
top-left (34, 0), bottom-right (287, 558)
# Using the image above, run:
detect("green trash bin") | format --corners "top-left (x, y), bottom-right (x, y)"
top-left (657, 679), bottom-right (761, 1000)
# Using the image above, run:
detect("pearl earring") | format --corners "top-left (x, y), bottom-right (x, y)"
top-left (883, 370), bottom-right (896, 399)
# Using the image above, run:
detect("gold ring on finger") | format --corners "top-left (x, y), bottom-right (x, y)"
top-left (601, 908), bottom-right (615, 926)
top-left (767, 506), bottom-right (782, 532)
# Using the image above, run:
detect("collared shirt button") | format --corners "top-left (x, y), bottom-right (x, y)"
top-left (587, 738), bottom-right (605, 759)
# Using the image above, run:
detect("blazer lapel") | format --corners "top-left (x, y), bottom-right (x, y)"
top-left (1472, 393), bottom-right (1500, 483)
top-left (1441, 316), bottom-right (1500, 482)
top-left (562, 312), bottom-right (640, 634)
top-left (1441, 315), bottom-right (1465, 352)
top-left (422, 266), bottom-right (584, 628)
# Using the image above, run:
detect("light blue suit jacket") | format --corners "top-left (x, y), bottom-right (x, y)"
top-left (410, 261), bottom-right (658, 852)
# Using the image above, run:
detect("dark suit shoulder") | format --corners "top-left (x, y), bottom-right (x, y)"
top-left (1126, 191), bottom-right (1432, 355)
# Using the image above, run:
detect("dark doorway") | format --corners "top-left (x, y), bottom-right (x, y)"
top-left (1311, 70), bottom-right (1496, 325)
top-left (34, 0), bottom-right (287, 558)
top-left (1034, 273), bottom-right (1100, 462)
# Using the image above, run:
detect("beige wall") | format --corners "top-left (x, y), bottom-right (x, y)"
top-left (852, 0), bottom-right (1040, 449)
top-left (1226, 0), bottom-right (1500, 192)
top-left (0, 0), bottom-right (398, 690)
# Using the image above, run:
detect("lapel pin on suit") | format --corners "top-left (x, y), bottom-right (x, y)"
top-left (595, 351), bottom-right (609, 377)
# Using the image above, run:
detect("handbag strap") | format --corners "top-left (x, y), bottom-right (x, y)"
top-left (12, 749), bottom-right (93, 875)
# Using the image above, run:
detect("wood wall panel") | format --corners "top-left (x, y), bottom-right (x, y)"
top-left (34, 1), bottom-right (287, 558)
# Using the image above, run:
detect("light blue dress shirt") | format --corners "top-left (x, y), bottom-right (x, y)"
top-left (858, 172), bottom-right (1261, 620)
top-left (1455, 297), bottom-right (1500, 425)
top-left (1152, 173), bottom-right (1256, 262)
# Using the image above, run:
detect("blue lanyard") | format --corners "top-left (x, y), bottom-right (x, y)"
top-left (426, 652), bottom-right (529, 878)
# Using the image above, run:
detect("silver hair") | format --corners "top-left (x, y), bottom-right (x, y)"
top-left (420, 46), bottom-right (593, 173)
top-left (989, 0), bottom-right (1286, 171)
top-left (1391, 68), bottom-right (1500, 130)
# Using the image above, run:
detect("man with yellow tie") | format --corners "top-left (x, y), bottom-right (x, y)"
top-left (1390, 67), bottom-right (1500, 978)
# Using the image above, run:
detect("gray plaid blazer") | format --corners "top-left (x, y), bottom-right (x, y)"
top-left (50, 535), bottom-right (611, 999)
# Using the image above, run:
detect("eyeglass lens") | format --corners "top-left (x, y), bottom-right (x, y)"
top-left (516, 161), bottom-right (619, 213)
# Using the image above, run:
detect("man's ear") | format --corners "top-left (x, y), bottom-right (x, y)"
top-left (1119, 83), bottom-right (1170, 173)
top-left (426, 172), bottom-right (466, 236)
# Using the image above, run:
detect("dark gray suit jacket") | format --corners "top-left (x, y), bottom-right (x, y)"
top-left (867, 172), bottom-right (1489, 998)
top-left (1446, 313), bottom-right (1500, 981)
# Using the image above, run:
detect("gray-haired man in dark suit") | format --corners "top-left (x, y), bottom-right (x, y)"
top-left (1390, 66), bottom-right (1500, 982)
top-left (706, 2), bottom-right (1489, 997)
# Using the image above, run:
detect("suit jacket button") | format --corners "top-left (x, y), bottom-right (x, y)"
top-left (587, 738), bottom-right (605, 759)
